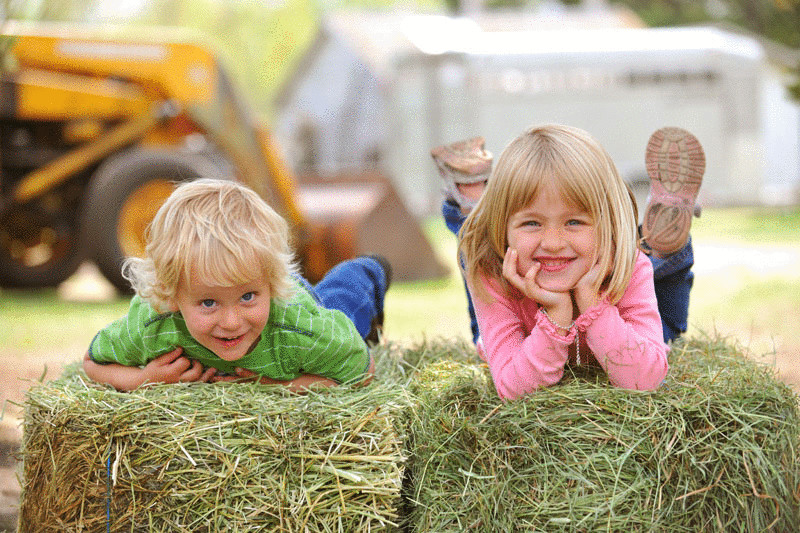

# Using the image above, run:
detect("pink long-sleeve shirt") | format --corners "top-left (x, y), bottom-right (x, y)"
top-left (471, 251), bottom-right (668, 400)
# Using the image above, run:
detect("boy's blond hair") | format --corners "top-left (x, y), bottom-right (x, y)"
top-left (123, 178), bottom-right (297, 311)
top-left (459, 124), bottom-right (638, 304)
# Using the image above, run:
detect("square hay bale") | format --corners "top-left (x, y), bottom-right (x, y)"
top-left (18, 335), bottom-right (800, 532)
top-left (401, 336), bottom-right (800, 532)
top-left (19, 369), bottom-right (408, 532)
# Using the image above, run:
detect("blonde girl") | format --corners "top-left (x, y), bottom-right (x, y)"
top-left (458, 124), bottom-right (669, 399)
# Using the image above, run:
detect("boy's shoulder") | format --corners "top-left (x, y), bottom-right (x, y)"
top-left (128, 294), bottom-right (177, 325)
top-left (267, 277), bottom-right (352, 333)
top-left (268, 278), bottom-right (318, 321)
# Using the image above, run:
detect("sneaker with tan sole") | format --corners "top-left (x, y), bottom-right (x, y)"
top-left (641, 127), bottom-right (705, 256)
top-left (431, 137), bottom-right (493, 211)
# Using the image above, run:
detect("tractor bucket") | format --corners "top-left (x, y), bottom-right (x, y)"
top-left (296, 172), bottom-right (448, 283)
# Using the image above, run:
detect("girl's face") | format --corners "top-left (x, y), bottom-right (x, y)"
top-left (172, 270), bottom-right (272, 362)
top-left (506, 178), bottom-right (598, 293)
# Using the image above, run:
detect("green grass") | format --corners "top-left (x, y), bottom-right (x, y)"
top-left (691, 205), bottom-right (800, 244)
top-left (0, 289), bottom-right (130, 356)
top-left (383, 217), bottom-right (473, 343)
top-left (683, 207), bottom-right (800, 370)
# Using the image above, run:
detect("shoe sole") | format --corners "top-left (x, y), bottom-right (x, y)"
top-left (642, 127), bottom-right (705, 255)
top-left (431, 137), bottom-right (492, 211)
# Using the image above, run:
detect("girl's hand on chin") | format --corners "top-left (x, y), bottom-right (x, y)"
top-left (503, 248), bottom-right (569, 309)
top-left (573, 261), bottom-right (607, 312)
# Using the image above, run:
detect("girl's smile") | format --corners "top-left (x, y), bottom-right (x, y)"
top-left (506, 179), bottom-right (597, 293)
top-left (534, 257), bottom-right (574, 272)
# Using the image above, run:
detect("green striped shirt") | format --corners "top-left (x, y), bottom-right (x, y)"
top-left (89, 280), bottom-right (370, 384)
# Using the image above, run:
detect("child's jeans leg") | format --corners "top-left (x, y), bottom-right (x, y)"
top-left (650, 238), bottom-right (695, 343)
top-left (310, 256), bottom-right (389, 340)
top-left (443, 200), bottom-right (480, 343)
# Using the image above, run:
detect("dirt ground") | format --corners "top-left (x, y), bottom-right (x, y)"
top-left (0, 351), bottom-right (68, 532)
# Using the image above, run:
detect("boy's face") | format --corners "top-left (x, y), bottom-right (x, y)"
top-left (172, 270), bottom-right (272, 362)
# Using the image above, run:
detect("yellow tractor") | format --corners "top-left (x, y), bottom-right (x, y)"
top-left (0, 22), bottom-right (446, 291)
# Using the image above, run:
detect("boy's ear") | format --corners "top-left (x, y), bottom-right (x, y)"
top-left (164, 294), bottom-right (180, 313)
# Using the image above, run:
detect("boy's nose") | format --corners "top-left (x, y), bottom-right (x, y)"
top-left (218, 308), bottom-right (241, 329)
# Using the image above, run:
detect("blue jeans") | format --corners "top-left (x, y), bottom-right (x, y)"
top-left (296, 256), bottom-right (389, 340)
top-left (443, 200), bottom-right (693, 344)
top-left (649, 239), bottom-right (693, 343)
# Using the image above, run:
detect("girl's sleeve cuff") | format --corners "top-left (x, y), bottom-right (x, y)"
top-left (574, 297), bottom-right (613, 331)
top-left (535, 308), bottom-right (578, 343)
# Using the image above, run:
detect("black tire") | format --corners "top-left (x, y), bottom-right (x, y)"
top-left (82, 149), bottom-right (226, 293)
top-left (0, 200), bottom-right (86, 288)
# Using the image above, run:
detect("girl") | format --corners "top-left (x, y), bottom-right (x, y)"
top-left (457, 124), bottom-right (673, 400)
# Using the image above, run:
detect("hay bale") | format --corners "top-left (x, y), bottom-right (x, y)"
top-left (19, 335), bottom-right (800, 532)
top-left (19, 368), bottom-right (407, 532)
top-left (402, 336), bottom-right (800, 532)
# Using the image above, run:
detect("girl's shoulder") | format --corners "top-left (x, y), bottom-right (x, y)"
top-left (632, 249), bottom-right (655, 276)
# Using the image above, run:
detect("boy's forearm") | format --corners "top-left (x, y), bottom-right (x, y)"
top-left (83, 352), bottom-right (146, 391)
top-left (283, 374), bottom-right (338, 393)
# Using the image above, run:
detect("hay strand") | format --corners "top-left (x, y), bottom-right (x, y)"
top-left (18, 333), bottom-right (800, 532)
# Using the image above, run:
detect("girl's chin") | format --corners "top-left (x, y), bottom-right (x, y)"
top-left (534, 275), bottom-right (580, 294)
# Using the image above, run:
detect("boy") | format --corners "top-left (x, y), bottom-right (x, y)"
top-left (83, 178), bottom-right (390, 392)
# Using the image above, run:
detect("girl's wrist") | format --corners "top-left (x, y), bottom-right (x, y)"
top-left (540, 307), bottom-right (574, 335)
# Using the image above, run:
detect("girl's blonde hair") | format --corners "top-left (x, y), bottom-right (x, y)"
top-left (123, 178), bottom-right (297, 311)
top-left (459, 124), bottom-right (638, 304)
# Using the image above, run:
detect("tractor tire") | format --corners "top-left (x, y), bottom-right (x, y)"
top-left (82, 149), bottom-right (227, 293)
top-left (0, 199), bottom-right (86, 288)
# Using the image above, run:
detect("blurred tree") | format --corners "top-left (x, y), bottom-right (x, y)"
top-left (135, 0), bottom-right (319, 118)
top-left (610, 0), bottom-right (800, 100)
top-left (0, 0), bottom-right (319, 118)
top-left (3, 0), bottom-right (101, 20)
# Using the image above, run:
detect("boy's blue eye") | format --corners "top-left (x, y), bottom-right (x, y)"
top-left (201, 299), bottom-right (216, 309)
top-left (241, 291), bottom-right (255, 303)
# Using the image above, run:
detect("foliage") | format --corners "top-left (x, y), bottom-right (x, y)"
top-left (610, 0), bottom-right (800, 100)
top-left (1, 0), bottom-right (319, 117)
top-left (135, 0), bottom-right (319, 117)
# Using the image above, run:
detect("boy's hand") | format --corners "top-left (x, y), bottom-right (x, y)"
top-left (212, 368), bottom-right (281, 384)
top-left (142, 348), bottom-right (216, 385)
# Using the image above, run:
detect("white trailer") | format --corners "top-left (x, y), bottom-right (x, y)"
top-left (274, 15), bottom-right (800, 216)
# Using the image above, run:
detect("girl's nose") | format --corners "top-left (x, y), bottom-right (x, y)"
top-left (539, 227), bottom-right (563, 251)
